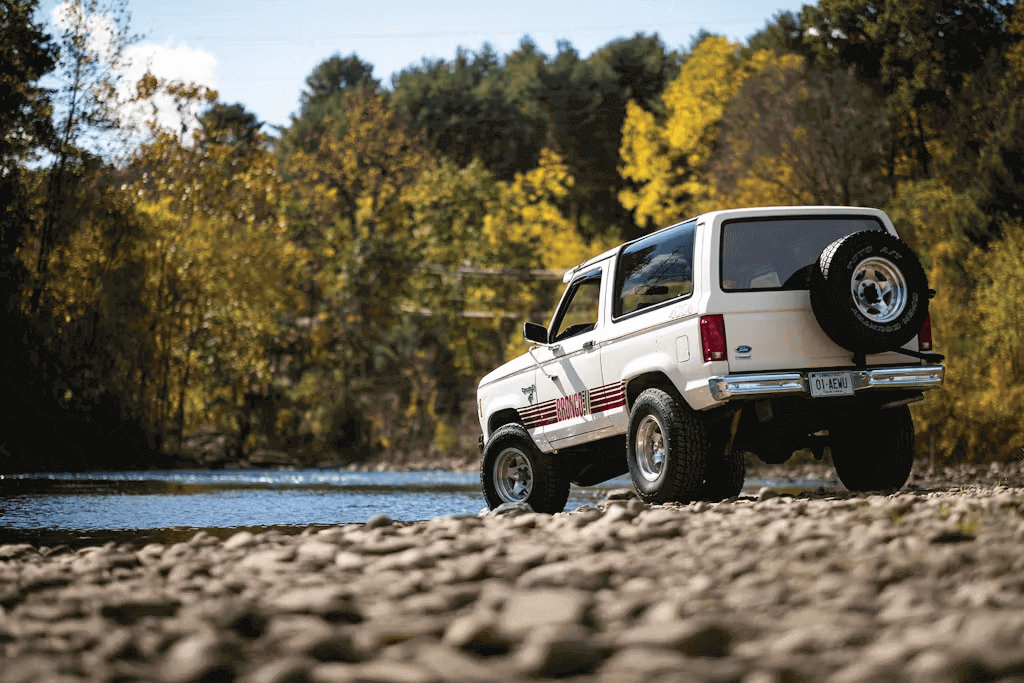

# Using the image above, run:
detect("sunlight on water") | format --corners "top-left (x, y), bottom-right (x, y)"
top-left (0, 469), bottom-right (837, 531)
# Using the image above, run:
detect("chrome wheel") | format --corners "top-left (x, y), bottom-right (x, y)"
top-left (634, 414), bottom-right (666, 482)
top-left (851, 257), bottom-right (907, 324)
top-left (493, 446), bottom-right (534, 502)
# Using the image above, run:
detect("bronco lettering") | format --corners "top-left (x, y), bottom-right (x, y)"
top-left (555, 390), bottom-right (590, 422)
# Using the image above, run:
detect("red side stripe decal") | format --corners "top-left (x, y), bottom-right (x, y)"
top-left (520, 381), bottom-right (625, 430)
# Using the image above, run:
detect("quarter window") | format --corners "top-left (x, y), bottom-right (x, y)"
top-left (550, 272), bottom-right (602, 342)
top-left (614, 219), bottom-right (696, 318)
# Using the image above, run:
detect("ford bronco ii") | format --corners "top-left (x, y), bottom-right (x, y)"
top-left (476, 206), bottom-right (945, 513)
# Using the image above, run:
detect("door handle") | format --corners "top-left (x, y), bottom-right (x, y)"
top-left (582, 341), bottom-right (595, 351)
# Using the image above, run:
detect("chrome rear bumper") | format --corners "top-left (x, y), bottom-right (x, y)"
top-left (708, 365), bottom-right (945, 401)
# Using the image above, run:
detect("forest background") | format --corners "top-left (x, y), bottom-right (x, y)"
top-left (3, 0), bottom-right (1023, 473)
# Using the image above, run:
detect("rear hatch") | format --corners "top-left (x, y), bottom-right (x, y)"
top-left (715, 214), bottom-right (914, 373)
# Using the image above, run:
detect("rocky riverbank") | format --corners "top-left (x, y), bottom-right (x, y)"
top-left (2, 466), bottom-right (1024, 682)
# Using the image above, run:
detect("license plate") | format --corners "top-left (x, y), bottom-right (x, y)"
top-left (808, 371), bottom-right (854, 397)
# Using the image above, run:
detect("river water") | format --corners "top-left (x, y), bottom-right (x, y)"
top-left (0, 469), bottom-right (836, 546)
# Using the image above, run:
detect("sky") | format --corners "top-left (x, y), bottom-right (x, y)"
top-left (39, 0), bottom-right (810, 132)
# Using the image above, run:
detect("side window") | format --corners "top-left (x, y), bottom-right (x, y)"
top-left (550, 272), bottom-right (602, 342)
top-left (615, 219), bottom-right (695, 318)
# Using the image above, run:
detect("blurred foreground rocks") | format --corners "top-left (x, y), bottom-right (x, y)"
top-left (2, 471), bottom-right (1024, 681)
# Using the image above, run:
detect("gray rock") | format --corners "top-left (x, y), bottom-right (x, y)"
top-left (443, 612), bottom-right (512, 656)
top-left (224, 531), bottom-right (257, 550)
top-left (160, 630), bottom-right (242, 683)
top-left (515, 624), bottom-right (607, 677)
top-left (0, 544), bottom-right (35, 561)
top-left (488, 501), bottom-right (533, 516)
top-left (499, 588), bottom-right (592, 638)
top-left (268, 587), bottom-right (361, 624)
top-left (101, 597), bottom-right (181, 625)
top-left (296, 541), bottom-right (340, 565)
top-left (615, 619), bottom-right (734, 657)
top-left (366, 513), bottom-right (394, 528)
top-left (242, 657), bottom-right (314, 683)
top-left (314, 660), bottom-right (441, 683)
top-left (598, 646), bottom-right (691, 678)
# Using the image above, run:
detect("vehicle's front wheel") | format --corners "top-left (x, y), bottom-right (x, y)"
top-left (481, 423), bottom-right (570, 514)
top-left (830, 405), bottom-right (915, 492)
top-left (626, 389), bottom-right (707, 504)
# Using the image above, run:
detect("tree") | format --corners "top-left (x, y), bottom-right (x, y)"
top-left (618, 36), bottom-right (801, 228)
top-left (130, 98), bottom-right (302, 457)
top-left (392, 42), bottom-right (542, 180)
top-left (27, 0), bottom-right (139, 313)
top-left (279, 53), bottom-right (380, 156)
top-left (887, 181), bottom-right (1024, 462)
top-left (1, 0), bottom-right (56, 284)
top-left (713, 64), bottom-right (889, 207)
top-left (300, 53), bottom-right (379, 113)
top-left (0, 0), bottom-right (57, 169)
top-left (549, 33), bottom-right (680, 240)
top-left (281, 89), bottom-right (435, 457)
top-left (798, 0), bottom-right (1019, 187)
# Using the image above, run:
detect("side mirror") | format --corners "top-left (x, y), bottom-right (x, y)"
top-left (523, 322), bottom-right (548, 344)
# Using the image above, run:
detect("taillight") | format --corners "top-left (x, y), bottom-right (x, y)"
top-left (700, 315), bottom-right (727, 362)
top-left (918, 315), bottom-right (933, 351)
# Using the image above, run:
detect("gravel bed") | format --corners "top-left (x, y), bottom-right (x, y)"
top-left (1, 464), bottom-right (1024, 682)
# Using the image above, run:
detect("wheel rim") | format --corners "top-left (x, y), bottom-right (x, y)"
top-left (850, 257), bottom-right (907, 324)
top-left (493, 446), bottom-right (534, 502)
top-left (634, 414), bottom-right (667, 482)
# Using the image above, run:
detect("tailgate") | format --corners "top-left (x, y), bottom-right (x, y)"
top-left (721, 291), bottom-right (908, 372)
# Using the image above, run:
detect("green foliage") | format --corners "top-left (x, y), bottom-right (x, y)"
top-left (0, 0), bottom-right (57, 166)
top-left (392, 34), bottom-right (680, 240)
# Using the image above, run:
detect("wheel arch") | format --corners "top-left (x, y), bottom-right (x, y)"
top-left (624, 372), bottom-right (689, 414)
top-left (487, 409), bottom-right (523, 440)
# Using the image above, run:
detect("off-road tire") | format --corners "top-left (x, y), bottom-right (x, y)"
top-left (701, 441), bottom-right (746, 501)
top-left (830, 405), bottom-right (915, 492)
top-left (481, 423), bottom-right (570, 514)
top-left (810, 230), bottom-right (929, 354)
top-left (626, 389), bottom-right (707, 504)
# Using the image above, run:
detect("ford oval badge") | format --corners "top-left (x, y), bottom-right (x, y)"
top-left (736, 345), bottom-right (752, 353)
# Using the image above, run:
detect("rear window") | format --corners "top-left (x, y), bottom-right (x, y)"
top-left (614, 219), bottom-right (696, 318)
top-left (720, 216), bottom-right (884, 291)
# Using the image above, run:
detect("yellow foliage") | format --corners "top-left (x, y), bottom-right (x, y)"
top-left (1008, 2), bottom-right (1024, 80)
top-left (619, 36), bottom-right (802, 227)
top-left (888, 181), bottom-right (1024, 461)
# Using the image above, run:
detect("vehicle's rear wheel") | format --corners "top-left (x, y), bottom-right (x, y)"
top-left (829, 405), bottom-right (915, 492)
top-left (810, 230), bottom-right (929, 354)
top-left (626, 389), bottom-right (707, 504)
top-left (701, 440), bottom-right (746, 501)
top-left (481, 423), bottom-right (570, 514)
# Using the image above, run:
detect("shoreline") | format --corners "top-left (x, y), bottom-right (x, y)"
top-left (1, 464), bottom-right (1023, 681)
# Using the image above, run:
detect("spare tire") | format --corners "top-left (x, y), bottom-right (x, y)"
top-left (810, 230), bottom-right (929, 354)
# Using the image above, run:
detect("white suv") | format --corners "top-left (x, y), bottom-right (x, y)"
top-left (476, 206), bottom-right (945, 513)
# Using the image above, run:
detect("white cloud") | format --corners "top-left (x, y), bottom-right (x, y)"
top-left (52, 2), bottom-right (119, 61)
top-left (121, 41), bottom-right (218, 136)
top-left (50, 2), bottom-right (219, 143)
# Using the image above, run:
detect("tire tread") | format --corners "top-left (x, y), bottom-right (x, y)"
top-left (627, 389), bottom-right (707, 504)
top-left (480, 423), bottom-right (570, 513)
